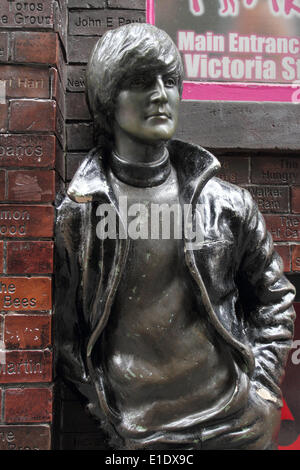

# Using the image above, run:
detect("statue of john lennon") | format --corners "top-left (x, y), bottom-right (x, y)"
top-left (55, 23), bottom-right (296, 450)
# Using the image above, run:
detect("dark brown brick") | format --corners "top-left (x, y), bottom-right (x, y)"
top-left (0, 241), bottom-right (3, 273)
top-left (67, 36), bottom-right (99, 63)
top-left (292, 187), bottom-right (300, 214)
top-left (0, 205), bottom-right (54, 238)
top-left (67, 123), bottom-right (94, 151)
top-left (7, 170), bottom-right (55, 202)
top-left (0, 277), bottom-right (52, 311)
top-left (66, 93), bottom-right (90, 120)
top-left (0, 425), bottom-right (51, 450)
top-left (0, 32), bottom-right (9, 62)
top-left (56, 139), bottom-right (65, 180)
top-left (292, 245), bottom-right (300, 272)
top-left (69, 9), bottom-right (145, 36)
top-left (0, 1), bottom-right (54, 29)
top-left (68, 0), bottom-right (105, 7)
top-left (66, 65), bottom-right (86, 92)
top-left (0, 170), bottom-right (5, 201)
top-left (5, 387), bottom-right (53, 423)
top-left (251, 156), bottom-right (300, 185)
top-left (1, 66), bottom-right (49, 99)
top-left (245, 185), bottom-right (289, 213)
top-left (9, 100), bottom-right (56, 132)
top-left (12, 32), bottom-right (58, 64)
top-left (0, 104), bottom-right (8, 132)
top-left (218, 156), bottom-right (249, 185)
top-left (4, 314), bottom-right (51, 349)
top-left (50, 67), bottom-right (66, 117)
top-left (274, 245), bottom-right (291, 272)
top-left (107, 0), bottom-right (145, 8)
top-left (0, 350), bottom-right (52, 383)
top-left (0, 134), bottom-right (55, 168)
top-left (265, 215), bottom-right (300, 242)
top-left (67, 153), bottom-right (86, 180)
top-left (53, 0), bottom-right (67, 54)
top-left (55, 105), bottom-right (65, 148)
top-left (7, 241), bottom-right (53, 274)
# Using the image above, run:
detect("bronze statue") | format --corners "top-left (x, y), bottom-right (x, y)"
top-left (55, 23), bottom-right (296, 450)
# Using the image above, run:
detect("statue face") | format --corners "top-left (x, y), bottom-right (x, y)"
top-left (113, 71), bottom-right (180, 145)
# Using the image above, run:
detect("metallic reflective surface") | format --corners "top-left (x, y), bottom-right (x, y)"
top-left (55, 24), bottom-right (296, 450)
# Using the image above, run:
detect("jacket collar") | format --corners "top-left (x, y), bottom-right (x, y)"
top-left (67, 139), bottom-right (221, 205)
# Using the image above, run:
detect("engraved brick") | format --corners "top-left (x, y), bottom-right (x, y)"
top-left (67, 123), bottom-right (94, 151)
top-left (0, 104), bottom-right (8, 132)
top-left (67, 153), bottom-right (86, 180)
top-left (9, 100), bottom-right (56, 132)
top-left (218, 156), bottom-right (249, 185)
top-left (7, 170), bottom-right (55, 202)
top-left (0, 170), bottom-right (5, 201)
top-left (0, 0), bottom-right (54, 29)
top-left (292, 245), bottom-right (300, 272)
top-left (7, 241), bottom-right (53, 274)
top-left (5, 387), bottom-right (53, 423)
top-left (0, 241), bottom-right (3, 273)
top-left (265, 215), bottom-right (300, 242)
top-left (0, 350), bottom-right (52, 383)
top-left (68, 0), bottom-right (105, 7)
top-left (66, 65), bottom-right (86, 92)
top-left (0, 32), bottom-right (9, 62)
top-left (0, 66), bottom-right (49, 99)
top-left (251, 156), bottom-right (300, 185)
top-left (67, 36), bottom-right (99, 63)
top-left (0, 425), bottom-right (51, 450)
top-left (0, 205), bottom-right (54, 238)
top-left (0, 277), bottom-right (52, 311)
top-left (12, 32), bottom-right (58, 64)
top-left (0, 134), bottom-right (55, 168)
top-left (107, 0), bottom-right (145, 8)
top-left (66, 93), bottom-right (90, 120)
top-left (274, 245), bottom-right (291, 272)
top-left (4, 314), bottom-right (51, 349)
top-left (69, 9), bottom-right (145, 36)
top-left (244, 185), bottom-right (289, 213)
top-left (292, 187), bottom-right (300, 214)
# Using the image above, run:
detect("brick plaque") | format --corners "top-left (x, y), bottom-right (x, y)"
top-left (0, 32), bottom-right (9, 62)
top-left (0, 205), bottom-right (54, 238)
top-left (0, 134), bottom-right (55, 168)
top-left (1, 66), bottom-right (49, 99)
top-left (7, 170), bottom-right (55, 202)
top-left (69, 9), bottom-right (145, 36)
top-left (66, 66), bottom-right (86, 92)
top-left (0, 350), bottom-right (52, 383)
top-left (292, 245), bottom-right (300, 272)
top-left (5, 387), bottom-right (53, 423)
top-left (218, 156), bottom-right (249, 185)
top-left (252, 156), bottom-right (300, 185)
top-left (4, 314), bottom-right (51, 349)
top-left (0, 425), bottom-right (51, 450)
top-left (265, 215), bottom-right (300, 241)
top-left (0, 0), bottom-right (53, 29)
top-left (245, 185), bottom-right (289, 213)
top-left (0, 277), bottom-right (52, 310)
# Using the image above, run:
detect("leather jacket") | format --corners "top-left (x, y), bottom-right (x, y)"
top-left (55, 139), bottom-right (296, 438)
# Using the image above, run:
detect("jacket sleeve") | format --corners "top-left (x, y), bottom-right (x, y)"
top-left (237, 189), bottom-right (296, 404)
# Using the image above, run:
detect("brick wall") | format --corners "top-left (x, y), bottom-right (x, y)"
top-left (0, 0), bottom-right (66, 450)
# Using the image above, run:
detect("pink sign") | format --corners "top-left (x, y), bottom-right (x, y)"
top-left (147, 0), bottom-right (300, 102)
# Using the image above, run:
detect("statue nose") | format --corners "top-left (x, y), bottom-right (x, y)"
top-left (150, 77), bottom-right (168, 103)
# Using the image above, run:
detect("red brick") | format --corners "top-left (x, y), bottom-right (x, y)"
top-left (7, 241), bottom-right (53, 274)
top-left (1, 66), bottom-right (49, 99)
top-left (274, 245), bottom-right (291, 272)
top-left (7, 170), bottom-right (55, 202)
top-left (0, 104), bottom-right (8, 131)
top-left (4, 314), bottom-right (51, 349)
top-left (292, 187), bottom-right (300, 214)
top-left (0, 134), bottom-right (55, 168)
top-left (0, 277), bottom-right (52, 311)
top-left (265, 215), bottom-right (300, 242)
top-left (0, 241), bottom-right (3, 273)
top-left (0, 205), bottom-right (54, 238)
top-left (5, 387), bottom-right (53, 423)
top-left (292, 245), bottom-right (300, 272)
top-left (0, 425), bottom-right (51, 450)
top-left (50, 68), bottom-right (66, 117)
top-left (0, 350), bottom-right (52, 383)
top-left (218, 156), bottom-right (249, 185)
top-left (0, 170), bottom-right (5, 201)
top-left (13, 32), bottom-right (58, 64)
top-left (0, 32), bottom-right (9, 62)
top-left (251, 156), bottom-right (300, 185)
top-left (9, 100), bottom-right (56, 132)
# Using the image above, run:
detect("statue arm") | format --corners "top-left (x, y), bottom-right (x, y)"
top-left (238, 189), bottom-right (296, 404)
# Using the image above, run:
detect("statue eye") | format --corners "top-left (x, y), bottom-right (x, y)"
top-left (129, 76), bottom-right (149, 89)
top-left (164, 76), bottom-right (177, 87)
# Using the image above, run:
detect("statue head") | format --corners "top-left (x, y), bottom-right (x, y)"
top-left (86, 23), bottom-right (184, 147)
